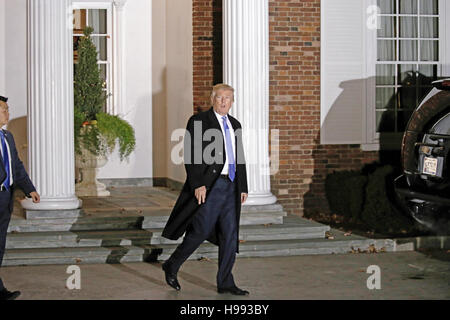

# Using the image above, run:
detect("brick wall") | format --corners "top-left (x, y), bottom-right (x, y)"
top-left (193, 0), bottom-right (222, 114)
top-left (192, 0), bottom-right (379, 216)
top-left (268, 0), bottom-right (379, 216)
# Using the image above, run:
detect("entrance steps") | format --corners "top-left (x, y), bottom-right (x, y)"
top-left (3, 195), bottom-right (395, 266)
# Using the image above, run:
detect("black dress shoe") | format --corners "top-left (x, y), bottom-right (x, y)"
top-left (162, 262), bottom-right (181, 291)
top-left (0, 289), bottom-right (21, 300)
top-left (218, 286), bottom-right (249, 296)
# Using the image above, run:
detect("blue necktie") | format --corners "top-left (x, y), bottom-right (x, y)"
top-left (0, 131), bottom-right (10, 191)
top-left (222, 116), bottom-right (235, 182)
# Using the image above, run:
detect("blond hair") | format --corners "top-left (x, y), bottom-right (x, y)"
top-left (210, 83), bottom-right (235, 104)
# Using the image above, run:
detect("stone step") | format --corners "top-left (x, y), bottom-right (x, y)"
top-left (155, 235), bottom-right (395, 260)
top-left (6, 230), bottom-right (153, 249)
top-left (9, 209), bottom-right (287, 233)
top-left (6, 216), bottom-right (328, 249)
top-left (240, 203), bottom-right (285, 214)
top-left (2, 235), bottom-right (395, 267)
top-left (8, 216), bottom-right (144, 233)
top-left (141, 210), bottom-right (287, 229)
top-left (24, 209), bottom-right (84, 220)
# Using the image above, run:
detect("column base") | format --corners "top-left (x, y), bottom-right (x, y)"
top-left (20, 196), bottom-right (82, 210)
top-left (243, 192), bottom-right (277, 206)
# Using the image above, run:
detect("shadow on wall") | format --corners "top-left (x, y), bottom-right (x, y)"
top-left (130, 93), bottom-right (153, 176)
top-left (7, 116), bottom-right (28, 170)
top-left (212, 0), bottom-right (223, 85)
top-left (160, 63), bottom-right (195, 185)
top-left (377, 71), bottom-right (435, 165)
top-left (303, 72), bottom-right (435, 216)
top-left (152, 67), bottom-right (168, 181)
top-left (193, 0), bottom-right (223, 114)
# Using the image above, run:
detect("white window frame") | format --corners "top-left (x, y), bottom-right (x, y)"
top-left (72, 0), bottom-right (127, 116)
top-left (363, 0), bottom-right (449, 151)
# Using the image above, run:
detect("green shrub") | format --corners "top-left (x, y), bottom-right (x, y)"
top-left (74, 27), bottom-right (135, 161)
top-left (97, 113), bottom-right (136, 161)
top-left (361, 165), bottom-right (415, 234)
top-left (325, 170), bottom-right (367, 223)
top-left (347, 175), bottom-right (368, 222)
top-left (325, 163), bottom-right (416, 235)
top-left (74, 27), bottom-right (106, 120)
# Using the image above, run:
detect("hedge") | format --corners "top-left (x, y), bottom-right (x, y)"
top-left (325, 164), bottom-right (415, 234)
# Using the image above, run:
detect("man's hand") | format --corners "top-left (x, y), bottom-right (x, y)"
top-left (241, 193), bottom-right (248, 204)
top-left (194, 186), bottom-right (207, 205)
top-left (30, 191), bottom-right (40, 203)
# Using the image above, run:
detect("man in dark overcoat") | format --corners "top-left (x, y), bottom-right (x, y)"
top-left (161, 84), bottom-right (249, 295)
top-left (0, 96), bottom-right (40, 300)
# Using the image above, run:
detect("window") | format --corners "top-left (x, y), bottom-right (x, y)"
top-left (73, 3), bottom-right (113, 113)
top-left (320, 0), bottom-right (447, 149)
top-left (375, 0), bottom-right (440, 145)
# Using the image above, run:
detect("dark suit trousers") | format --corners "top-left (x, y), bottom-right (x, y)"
top-left (166, 176), bottom-right (237, 289)
top-left (0, 189), bottom-right (12, 291)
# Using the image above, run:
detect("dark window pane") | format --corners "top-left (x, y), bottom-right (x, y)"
top-left (378, 0), bottom-right (396, 14)
top-left (378, 16), bottom-right (396, 38)
top-left (102, 95), bottom-right (107, 113)
top-left (376, 64), bottom-right (396, 85)
top-left (399, 40), bottom-right (418, 61)
top-left (400, 0), bottom-right (418, 14)
top-left (420, 17), bottom-right (438, 38)
top-left (399, 87), bottom-right (418, 110)
top-left (420, 0), bottom-right (438, 15)
top-left (88, 9), bottom-right (107, 34)
top-left (99, 64), bottom-right (107, 83)
top-left (378, 40), bottom-right (396, 61)
top-left (418, 64), bottom-right (438, 84)
top-left (399, 17), bottom-right (418, 38)
top-left (377, 110), bottom-right (396, 132)
top-left (73, 9), bottom-right (87, 33)
top-left (92, 36), bottom-right (107, 61)
top-left (420, 40), bottom-right (438, 61)
top-left (398, 64), bottom-right (417, 86)
top-left (376, 87), bottom-right (396, 110)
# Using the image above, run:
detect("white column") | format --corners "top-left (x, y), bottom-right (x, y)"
top-left (112, 0), bottom-right (127, 116)
top-left (223, 0), bottom-right (277, 205)
top-left (21, 0), bottom-right (82, 210)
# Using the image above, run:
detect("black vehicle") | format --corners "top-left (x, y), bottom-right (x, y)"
top-left (395, 79), bottom-right (450, 233)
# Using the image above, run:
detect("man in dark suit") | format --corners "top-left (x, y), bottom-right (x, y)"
top-left (0, 96), bottom-right (40, 300)
top-left (161, 84), bottom-right (249, 295)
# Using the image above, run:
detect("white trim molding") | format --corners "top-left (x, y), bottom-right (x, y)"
top-left (112, 0), bottom-right (127, 116)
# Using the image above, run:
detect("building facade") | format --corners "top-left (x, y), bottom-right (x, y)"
top-left (0, 0), bottom-right (449, 216)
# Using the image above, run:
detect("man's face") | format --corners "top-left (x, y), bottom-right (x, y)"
top-left (212, 89), bottom-right (234, 116)
top-left (0, 102), bottom-right (9, 127)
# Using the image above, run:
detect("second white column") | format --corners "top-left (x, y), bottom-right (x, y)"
top-left (223, 0), bottom-right (277, 205)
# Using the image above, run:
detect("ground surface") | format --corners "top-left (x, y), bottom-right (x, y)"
top-left (0, 251), bottom-right (448, 300)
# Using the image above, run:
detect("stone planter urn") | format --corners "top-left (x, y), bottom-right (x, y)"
top-left (75, 146), bottom-right (110, 197)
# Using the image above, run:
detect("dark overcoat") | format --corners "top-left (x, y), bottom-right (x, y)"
top-left (0, 130), bottom-right (36, 213)
top-left (162, 107), bottom-right (248, 253)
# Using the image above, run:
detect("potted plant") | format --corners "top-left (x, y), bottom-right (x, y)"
top-left (74, 27), bottom-right (136, 196)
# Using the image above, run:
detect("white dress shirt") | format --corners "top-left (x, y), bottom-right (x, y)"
top-left (213, 110), bottom-right (236, 175)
